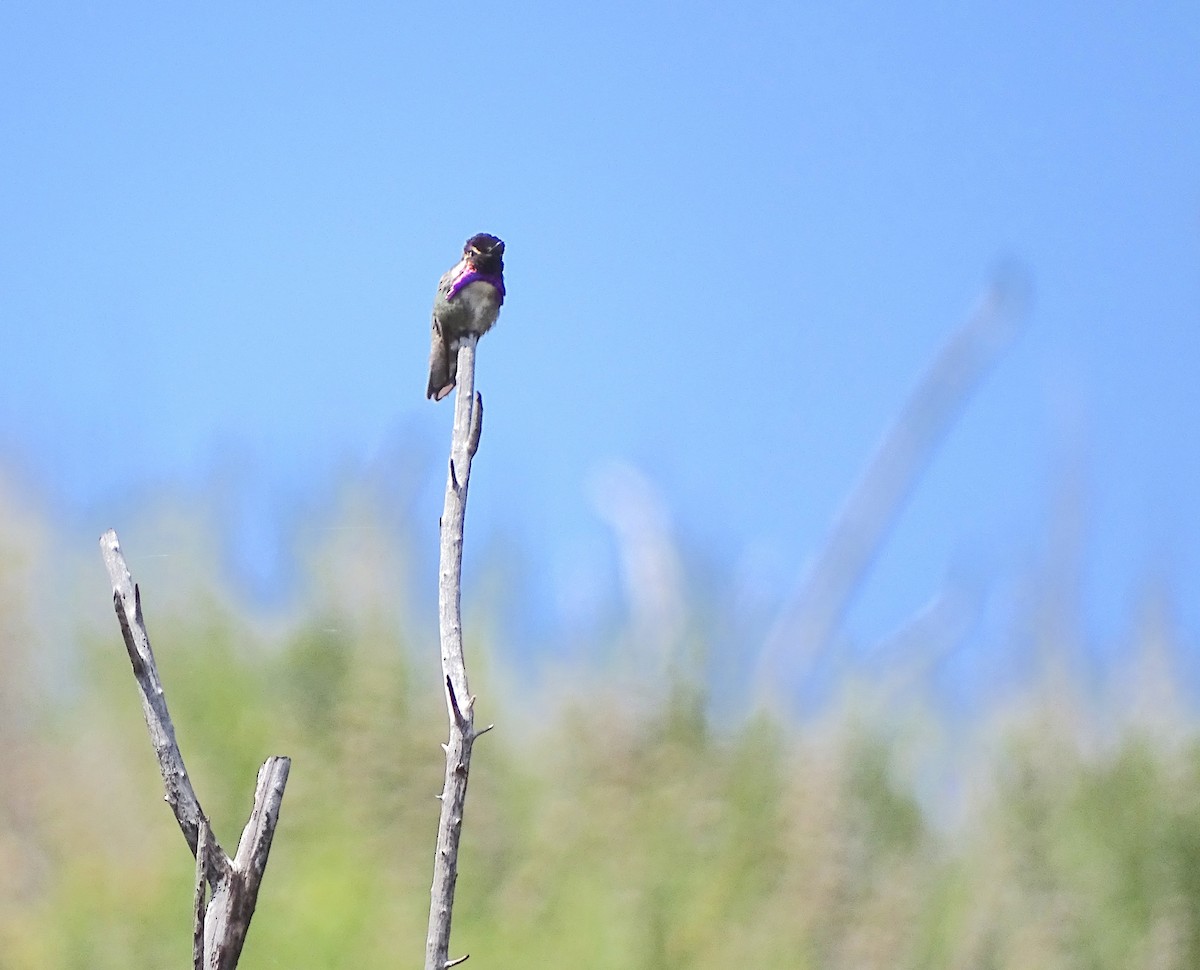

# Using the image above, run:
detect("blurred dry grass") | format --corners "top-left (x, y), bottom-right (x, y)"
top-left (0, 479), bottom-right (1197, 970)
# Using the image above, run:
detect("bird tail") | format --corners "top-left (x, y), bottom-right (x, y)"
top-left (427, 330), bottom-right (455, 401)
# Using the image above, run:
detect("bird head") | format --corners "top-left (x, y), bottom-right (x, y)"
top-left (464, 233), bottom-right (505, 274)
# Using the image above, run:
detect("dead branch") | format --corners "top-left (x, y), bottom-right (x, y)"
top-left (425, 335), bottom-right (488, 970)
top-left (100, 529), bottom-right (290, 970)
top-left (756, 271), bottom-right (1028, 701)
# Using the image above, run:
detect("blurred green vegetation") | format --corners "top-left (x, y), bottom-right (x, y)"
top-left (0, 488), bottom-right (1196, 970)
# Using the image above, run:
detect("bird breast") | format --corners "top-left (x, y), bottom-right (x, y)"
top-left (448, 280), bottom-right (502, 336)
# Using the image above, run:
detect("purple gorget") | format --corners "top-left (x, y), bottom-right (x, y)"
top-left (446, 266), bottom-right (506, 304)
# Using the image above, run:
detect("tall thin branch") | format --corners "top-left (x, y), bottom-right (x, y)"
top-left (756, 272), bottom-right (1028, 701)
top-left (101, 531), bottom-right (215, 865)
top-left (425, 335), bottom-right (489, 970)
top-left (100, 529), bottom-right (290, 969)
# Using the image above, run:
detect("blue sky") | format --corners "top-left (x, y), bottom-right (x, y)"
top-left (2, 3), bottom-right (1198, 688)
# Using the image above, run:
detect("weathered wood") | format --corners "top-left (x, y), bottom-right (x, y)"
top-left (100, 529), bottom-right (290, 969)
top-left (194, 816), bottom-right (211, 970)
top-left (425, 336), bottom-right (491, 970)
top-left (101, 531), bottom-right (216, 865)
top-left (202, 757), bottom-right (290, 969)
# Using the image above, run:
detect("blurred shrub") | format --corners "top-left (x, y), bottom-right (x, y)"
top-left (0, 492), bottom-right (1196, 970)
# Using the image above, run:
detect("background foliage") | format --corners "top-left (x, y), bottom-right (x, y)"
top-left (0, 480), bottom-right (1195, 970)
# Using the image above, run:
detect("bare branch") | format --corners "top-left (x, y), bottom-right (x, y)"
top-left (100, 530), bottom-right (291, 969)
top-left (203, 757), bottom-right (291, 969)
top-left (100, 529), bottom-right (224, 870)
top-left (756, 272), bottom-right (1028, 701)
top-left (425, 335), bottom-right (486, 970)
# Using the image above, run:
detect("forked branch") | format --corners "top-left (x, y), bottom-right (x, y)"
top-left (100, 529), bottom-right (290, 970)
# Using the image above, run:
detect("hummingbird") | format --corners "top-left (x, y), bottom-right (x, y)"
top-left (426, 233), bottom-right (506, 401)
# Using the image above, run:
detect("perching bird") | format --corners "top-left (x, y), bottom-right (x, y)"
top-left (426, 233), bottom-right (506, 401)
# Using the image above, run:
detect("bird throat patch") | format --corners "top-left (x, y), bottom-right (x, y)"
top-left (446, 268), bottom-right (506, 304)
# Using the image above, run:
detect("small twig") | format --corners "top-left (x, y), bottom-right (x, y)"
top-left (100, 530), bottom-right (291, 969)
top-left (445, 675), bottom-right (467, 728)
top-left (446, 955), bottom-right (471, 968)
top-left (425, 335), bottom-right (487, 970)
top-left (467, 392), bottom-right (483, 457)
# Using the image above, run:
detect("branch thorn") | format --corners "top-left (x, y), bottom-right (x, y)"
top-left (467, 392), bottom-right (483, 456)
